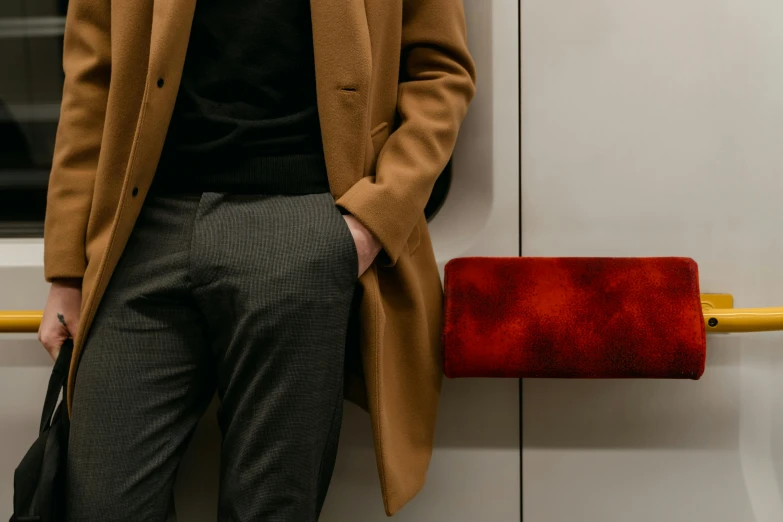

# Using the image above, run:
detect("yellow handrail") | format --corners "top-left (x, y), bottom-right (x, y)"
top-left (700, 294), bottom-right (783, 333)
top-left (0, 310), bottom-right (43, 333)
top-left (0, 294), bottom-right (781, 334)
top-left (703, 307), bottom-right (783, 333)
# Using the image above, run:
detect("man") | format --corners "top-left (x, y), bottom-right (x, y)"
top-left (37, 0), bottom-right (476, 519)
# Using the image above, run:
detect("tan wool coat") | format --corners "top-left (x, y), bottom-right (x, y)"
top-left (43, 0), bottom-right (476, 515)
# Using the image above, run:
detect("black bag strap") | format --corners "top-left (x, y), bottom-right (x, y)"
top-left (39, 339), bottom-right (73, 434)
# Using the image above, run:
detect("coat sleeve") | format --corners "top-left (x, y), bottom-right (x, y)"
top-left (335, 0), bottom-right (477, 266)
top-left (43, 0), bottom-right (111, 282)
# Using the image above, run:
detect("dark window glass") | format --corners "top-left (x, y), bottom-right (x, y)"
top-left (0, 0), bottom-right (67, 237)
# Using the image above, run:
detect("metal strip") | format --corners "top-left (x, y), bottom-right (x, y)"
top-left (0, 17), bottom-right (66, 39)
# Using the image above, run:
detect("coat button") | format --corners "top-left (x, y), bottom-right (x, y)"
top-left (132, 187), bottom-right (139, 197)
top-left (157, 78), bottom-right (164, 88)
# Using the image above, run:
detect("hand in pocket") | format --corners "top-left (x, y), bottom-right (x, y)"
top-left (341, 214), bottom-right (382, 277)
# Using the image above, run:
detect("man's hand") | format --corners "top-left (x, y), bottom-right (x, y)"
top-left (38, 278), bottom-right (82, 361)
top-left (343, 214), bottom-right (382, 277)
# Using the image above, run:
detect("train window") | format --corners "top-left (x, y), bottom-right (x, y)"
top-left (0, 0), bottom-right (67, 237)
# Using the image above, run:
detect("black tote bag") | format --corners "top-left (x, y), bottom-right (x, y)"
top-left (10, 339), bottom-right (73, 522)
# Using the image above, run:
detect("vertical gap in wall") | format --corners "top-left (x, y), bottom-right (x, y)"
top-left (517, 0), bottom-right (523, 520)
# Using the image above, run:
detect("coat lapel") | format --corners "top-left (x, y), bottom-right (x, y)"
top-left (136, 0), bottom-right (199, 192)
top-left (69, 0), bottom-right (201, 413)
top-left (309, 0), bottom-right (373, 196)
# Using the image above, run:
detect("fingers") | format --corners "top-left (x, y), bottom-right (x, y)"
top-left (38, 326), bottom-right (67, 361)
top-left (343, 215), bottom-right (382, 277)
top-left (38, 325), bottom-right (66, 359)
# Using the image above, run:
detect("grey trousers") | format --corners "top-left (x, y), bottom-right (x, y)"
top-left (66, 191), bottom-right (359, 521)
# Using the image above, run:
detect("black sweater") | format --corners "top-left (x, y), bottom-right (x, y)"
top-left (152, 0), bottom-right (328, 194)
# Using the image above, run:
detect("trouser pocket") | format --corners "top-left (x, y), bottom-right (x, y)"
top-left (323, 193), bottom-right (359, 281)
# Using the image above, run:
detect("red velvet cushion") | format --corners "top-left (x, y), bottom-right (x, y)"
top-left (442, 257), bottom-right (706, 379)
